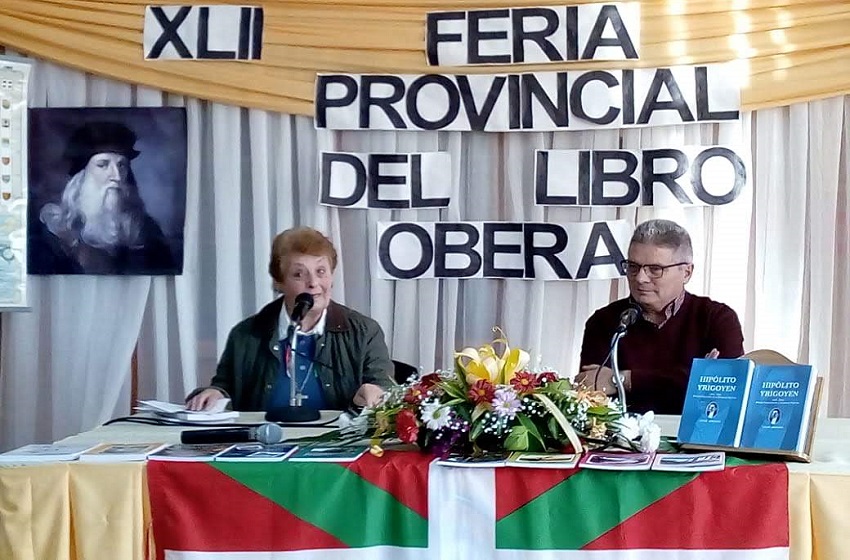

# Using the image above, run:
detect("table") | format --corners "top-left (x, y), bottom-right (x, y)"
top-left (0, 415), bottom-right (848, 560)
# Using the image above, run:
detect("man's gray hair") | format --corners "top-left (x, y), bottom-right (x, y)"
top-left (630, 219), bottom-right (693, 261)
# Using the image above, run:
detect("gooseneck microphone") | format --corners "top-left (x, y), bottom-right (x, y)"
top-left (180, 423), bottom-right (284, 445)
top-left (267, 291), bottom-right (321, 423)
top-left (616, 305), bottom-right (641, 333)
top-left (289, 292), bottom-right (315, 326)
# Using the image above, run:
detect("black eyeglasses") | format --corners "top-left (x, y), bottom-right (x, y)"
top-left (620, 260), bottom-right (690, 279)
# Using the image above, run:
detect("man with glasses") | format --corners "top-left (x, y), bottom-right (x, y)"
top-left (577, 219), bottom-right (744, 414)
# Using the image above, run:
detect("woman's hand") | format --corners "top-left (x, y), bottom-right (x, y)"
top-left (353, 383), bottom-right (385, 408)
top-left (185, 388), bottom-right (225, 411)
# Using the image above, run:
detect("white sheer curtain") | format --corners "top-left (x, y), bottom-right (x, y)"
top-left (1, 57), bottom-right (848, 451)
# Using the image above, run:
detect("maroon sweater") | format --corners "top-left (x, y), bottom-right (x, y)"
top-left (580, 292), bottom-right (744, 415)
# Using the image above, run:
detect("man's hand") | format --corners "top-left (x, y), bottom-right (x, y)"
top-left (185, 388), bottom-right (225, 411)
top-left (353, 383), bottom-right (385, 408)
top-left (705, 348), bottom-right (720, 359)
top-left (576, 365), bottom-right (631, 396)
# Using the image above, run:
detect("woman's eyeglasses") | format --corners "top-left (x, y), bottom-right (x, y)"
top-left (620, 260), bottom-right (690, 279)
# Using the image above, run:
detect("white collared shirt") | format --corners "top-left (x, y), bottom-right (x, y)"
top-left (278, 302), bottom-right (327, 341)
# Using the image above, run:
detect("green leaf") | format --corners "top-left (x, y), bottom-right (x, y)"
top-left (470, 419), bottom-right (485, 442)
top-left (517, 414), bottom-right (546, 449)
top-left (504, 426), bottom-right (530, 451)
top-left (533, 393), bottom-right (584, 453)
top-left (441, 381), bottom-right (467, 401)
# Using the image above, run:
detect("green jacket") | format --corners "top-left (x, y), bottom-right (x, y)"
top-left (210, 298), bottom-right (393, 411)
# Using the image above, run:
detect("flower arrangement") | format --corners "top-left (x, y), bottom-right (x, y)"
top-left (346, 329), bottom-right (660, 457)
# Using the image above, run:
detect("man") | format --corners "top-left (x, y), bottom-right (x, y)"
top-left (578, 219), bottom-right (744, 414)
top-left (29, 121), bottom-right (177, 275)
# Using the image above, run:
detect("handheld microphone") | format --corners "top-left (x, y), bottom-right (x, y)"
top-left (180, 423), bottom-right (283, 445)
top-left (289, 293), bottom-right (315, 326)
top-left (616, 305), bottom-right (640, 333)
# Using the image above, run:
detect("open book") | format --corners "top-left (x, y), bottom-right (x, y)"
top-left (136, 399), bottom-right (239, 422)
top-left (678, 358), bottom-right (821, 462)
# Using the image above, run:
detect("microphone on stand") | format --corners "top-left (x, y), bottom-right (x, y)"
top-left (616, 305), bottom-right (641, 333)
top-left (266, 292), bottom-right (322, 423)
top-left (609, 304), bottom-right (641, 412)
top-left (289, 292), bottom-right (315, 327)
top-left (180, 423), bottom-right (284, 445)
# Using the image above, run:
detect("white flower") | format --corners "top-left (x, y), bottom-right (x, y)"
top-left (614, 415), bottom-right (641, 441)
top-left (420, 400), bottom-right (452, 431)
top-left (637, 411), bottom-right (661, 452)
top-left (639, 423), bottom-right (661, 453)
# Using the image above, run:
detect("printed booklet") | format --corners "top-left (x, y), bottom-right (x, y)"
top-left (651, 451), bottom-right (726, 472)
top-left (578, 451), bottom-right (654, 471)
top-left (79, 443), bottom-right (169, 462)
top-left (434, 452), bottom-right (510, 468)
top-left (507, 452), bottom-right (580, 469)
top-left (678, 358), bottom-right (821, 461)
top-left (288, 445), bottom-right (369, 463)
top-left (148, 443), bottom-right (234, 462)
top-left (0, 443), bottom-right (99, 463)
top-left (215, 443), bottom-right (299, 462)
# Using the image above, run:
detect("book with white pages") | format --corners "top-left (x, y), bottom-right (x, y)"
top-left (136, 399), bottom-right (239, 422)
top-left (79, 443), bottom-right (170, 462)
top-left (0, 443), bottom-right (100, 463)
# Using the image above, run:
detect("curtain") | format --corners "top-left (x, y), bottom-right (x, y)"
top-left (0, 56), bottom-right (848, 452)
top-left (0, 1), bottom-right (848, 115)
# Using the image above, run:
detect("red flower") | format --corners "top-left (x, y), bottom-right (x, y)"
top-left (538, 371), bottom-right (559, 384)
top-left (419, 373), bottom-right (442, 389)
top-left (396, 409), bottom-right (420, 444)
top-left (403, 384), bottom-right (426, 404)
top-left (510, 371), bottom-right (541, 394)
top-left (468, 379), bottom-right (496, 404)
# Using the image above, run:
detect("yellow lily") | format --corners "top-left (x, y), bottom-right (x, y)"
top-left (455, 328), bottom-right (530, 385)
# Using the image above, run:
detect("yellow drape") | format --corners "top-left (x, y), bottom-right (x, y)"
top-left (0, 0), bottom-right (848, 115)
top-left (0, 463), bottom-right (150, 560)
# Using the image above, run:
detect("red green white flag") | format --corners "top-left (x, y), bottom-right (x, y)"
top-left (149, 452), bottom-right (789, 559)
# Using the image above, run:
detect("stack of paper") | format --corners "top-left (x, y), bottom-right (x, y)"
top-left (136, 399), bottom-right (239, 422)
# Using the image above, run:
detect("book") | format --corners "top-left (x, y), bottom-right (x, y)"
top-left (738, 364), bottom-right (818, 452)
top-left (578, 451), bottom-right (654, 471)
top-left (215, 443), bottom-right (299, 462)
top-left (136, 399), bottom-right (239, 423)
top-left (288, 445), bottom-right (368, 463)
top-left (79, 442), bottom-right (169, 462)
top-left (507, 452), bottom-right (580, 469)
top-left (434, 452), bottom-right (509, 468)
top-left (147, 443), bottom-right (234, 462)
top-left (679, 359), bottom-right (822, 462)
top-left (651, 451), bottom-right (726, 472)
top-left (677, 359), bottom-right (754, 447)
top-left (0, 443), bottom-right (99, 463)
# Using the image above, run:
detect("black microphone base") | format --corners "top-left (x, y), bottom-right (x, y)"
top-left (265, 406), bottom-right (321, 423)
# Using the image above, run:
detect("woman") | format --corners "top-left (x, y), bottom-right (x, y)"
top-left (186, 227), bottom-right (392, 411)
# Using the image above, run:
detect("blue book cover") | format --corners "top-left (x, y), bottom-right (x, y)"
top-left (739, 364), bottom-right (815, 452)
top-left (678, 359), bottom-right (754, 446)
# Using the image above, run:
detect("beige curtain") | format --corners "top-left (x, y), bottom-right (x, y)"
top-left (0, 0), bottom-right (848, 116)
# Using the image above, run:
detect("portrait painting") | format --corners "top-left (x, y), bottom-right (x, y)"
top-left (28, 107), bottom-right (187, 275)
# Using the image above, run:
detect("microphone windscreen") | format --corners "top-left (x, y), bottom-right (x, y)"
top-left (295, 292), bottom-right (314, 311)
top-left (255, 423), bottom-right (284, 444)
